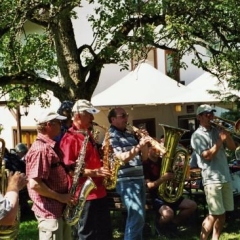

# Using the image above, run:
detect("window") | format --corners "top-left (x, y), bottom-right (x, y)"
top-left (13, 129), bottom-right (37, 148)
top-left (131, 47), bottom-right (157, 70)
top-left (132, 118), bottom-right (156, 138)
top-left (165, 50), bottom-right (180, 81)
top-left (178, 115), bottom-right (198, 149)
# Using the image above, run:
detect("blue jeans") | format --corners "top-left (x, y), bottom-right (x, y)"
top-left (116, 178), bottom-right (146, 240)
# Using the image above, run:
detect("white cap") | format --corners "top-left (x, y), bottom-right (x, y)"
top-left (72, 99), bottom-right (99, 114)
top-left (35, 110), bottom-right (67, 124)
top-left (196, 104), bottom-right (216, 115)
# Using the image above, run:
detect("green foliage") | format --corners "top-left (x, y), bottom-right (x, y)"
top-left (0, 0), bottom-right (240, 102)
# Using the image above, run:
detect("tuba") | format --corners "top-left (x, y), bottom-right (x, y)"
top-left (93, 122), bottom-right (123, 190)
top-left (0, 138), bottom-right (20, 239)
top-left (158, 124), bottom-right (190, 203)
top-left (63, 131), bottom-right (97, 226)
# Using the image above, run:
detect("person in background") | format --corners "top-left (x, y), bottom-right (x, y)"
top-left (60, 99), bottom-right (112, 240)
top-left (15, 143), bottom-right (30, 215)
top-left (143, 146), bottom-right (197, 238)
top-left (25, 110), bottom-right (72, 240)
top-left (15, 143), bottom-right (28, 162)
top-left (55, 100), bottom-right (74, 143)
top-left (107, 107), bottom-right (151, 240)
top-left (0, 171), bottom-right (27, 225)
top-left (191, 104), bottom-right (236, 240)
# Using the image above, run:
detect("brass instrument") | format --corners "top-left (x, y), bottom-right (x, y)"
top-left (0, 138), bottom-right (20, 239)
top-left (127, 124), bottom-right (167, 155)
top-left (92, 122), bottom-right (123, 190)
top-left (63, 132), bottom-right (97, 226)
top-left (158, 124), bottom-right (190, 203)
top-left (211, 116), bottom-right (240, 136)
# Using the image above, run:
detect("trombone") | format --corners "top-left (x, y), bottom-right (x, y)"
top-left (211, 116), bottom-right (240, 137)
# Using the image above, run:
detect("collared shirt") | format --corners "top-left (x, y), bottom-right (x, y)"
top-left (60, 125), bottom-right (106, 200)
top-left (109, 125), bottom-right (144, 180)
top-left (0, 194), bottom-right (12, 220)
top-left (191, 125), bottom-right (231, 185)
top-left (26, 133), bottom-right (68, 218)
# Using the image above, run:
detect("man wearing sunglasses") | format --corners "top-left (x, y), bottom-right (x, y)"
top-left (191, 104), bottom-right (236, 240)
top-left (107, 107), bottom-right (151, 240)
top-left (60, 99), bottom-right (112, 240)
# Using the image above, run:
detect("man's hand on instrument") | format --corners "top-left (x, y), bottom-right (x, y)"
top-left (161, 172), bottom-right (174, 182)
top-left (7, 171), bottom-right (28, 192)
top-left (93, 167), bottom-right (111, 177)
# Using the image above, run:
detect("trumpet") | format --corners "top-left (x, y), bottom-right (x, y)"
top-left (211, 116), bottom-right (240, 136)
top-left (127, 124), bottom-right (167, 155)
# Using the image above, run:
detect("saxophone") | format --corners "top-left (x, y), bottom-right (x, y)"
top-left (92, 122), bottom-right (123, 190)
top-left (127, 124), bottom-right (167, 155)
top-left (63, 131), bottom-right (97, 226)
top-left (158, 124), bottom-right (190, 203)
top-left (0, 138), bottom-right (20, 240)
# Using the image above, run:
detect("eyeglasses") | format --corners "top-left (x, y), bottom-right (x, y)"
top-left (50, 120), bottom-right (62, 125)
top-left (201, 112), bottom-right (214, 117)
top-left (116, 113), bottom-right (129, 119)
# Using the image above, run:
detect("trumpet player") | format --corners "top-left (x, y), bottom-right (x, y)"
top-left (107, 107), bottom-right (151, 240)
top-left (60, 99), bottom-right (112, 240)
top-left (191, 104), bottom-right (236, 240)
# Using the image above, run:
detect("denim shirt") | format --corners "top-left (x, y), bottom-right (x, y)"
top-left (109, 125), bottom-right (144, 180)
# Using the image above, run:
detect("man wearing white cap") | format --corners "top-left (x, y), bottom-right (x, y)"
top-left (60, 99), bottom-right (112, 240)
top-left (191, 104), bottom-right (236, 240)
top-left (25, 110), bottom-right (72, 240)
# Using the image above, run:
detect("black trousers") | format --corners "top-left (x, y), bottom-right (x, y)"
top-left (76, 196), bottom-right (112, 240)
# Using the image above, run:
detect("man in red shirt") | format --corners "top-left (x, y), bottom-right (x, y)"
top-left (26, 110), bottom-right (72, 240)
top-left (60, 99), bottom-right (112, 240)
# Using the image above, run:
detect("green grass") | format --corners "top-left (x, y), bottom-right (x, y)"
top-left (18, 200), bottom-right (240, 240)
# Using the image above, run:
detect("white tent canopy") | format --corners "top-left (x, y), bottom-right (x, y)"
top-left (163, 71), bottom-right (240, 104)
top-left (92, 63), bottom-right (190, 107)
top-left (164, 72), bottom-right (220, 104)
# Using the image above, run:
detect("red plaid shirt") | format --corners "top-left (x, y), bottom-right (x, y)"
top-left (26, 133), bottom-right (69, 218)
top-left (60, 126), bottom-right (106, 200)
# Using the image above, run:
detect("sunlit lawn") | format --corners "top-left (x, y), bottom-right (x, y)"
top-left (18, 197), bottom-right (240, 240)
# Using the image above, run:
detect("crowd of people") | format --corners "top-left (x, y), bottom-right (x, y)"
top-left (0, 102), bottom-right (237, 240)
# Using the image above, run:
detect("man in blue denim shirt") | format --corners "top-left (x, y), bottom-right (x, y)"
top-left (107, 107), bottom-right (151, 240)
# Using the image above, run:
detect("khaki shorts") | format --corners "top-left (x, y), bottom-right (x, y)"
top-left (204, 182), bottom-right (234, 215)
top-left (36, 216), bottom-right (71, 240)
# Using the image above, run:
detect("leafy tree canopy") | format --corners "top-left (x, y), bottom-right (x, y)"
top-left (0, 0), bottom-right (240, 108)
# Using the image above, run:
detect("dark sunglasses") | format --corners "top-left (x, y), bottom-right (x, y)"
top-left (201, 111), bottom-right (214, 116)
top-left (116, 113), bottom-right (129, 119)
top-left (49, 120), bottom-right (62, 125)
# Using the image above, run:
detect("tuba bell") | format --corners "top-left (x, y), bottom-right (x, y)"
top-left (158, 124), bottom-right (190, 203)
top-left (0, 138), bottom-right (20, 239)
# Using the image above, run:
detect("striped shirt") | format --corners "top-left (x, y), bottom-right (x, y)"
top-left (25, 133), bottom-right (68, 218)
top-left (109, 125), bottom-right (144, 180)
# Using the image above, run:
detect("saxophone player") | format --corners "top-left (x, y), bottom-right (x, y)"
top-left (26, 110), bottom-right (72, 240)
top-left (107, 107), bottom-right (151, 240)
top-left (60, 99), bottom-right (112, 240)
